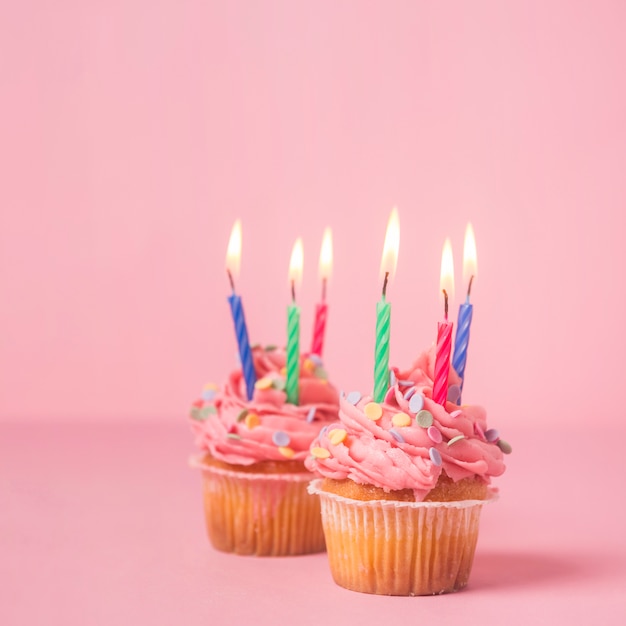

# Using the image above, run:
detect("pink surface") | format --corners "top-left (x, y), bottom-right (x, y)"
top-left (2, 1), bottom-right (626, 427)
top-left (3, 422), bottom-right (626, 625)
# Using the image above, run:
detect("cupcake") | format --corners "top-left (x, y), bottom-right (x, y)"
top-left (189, 345), bottom-right (339, 556)
top-left (306, 347), bottom-right (511, 595)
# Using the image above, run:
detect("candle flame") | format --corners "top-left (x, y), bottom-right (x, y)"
top-left (440, 238), bottom-right (455, 311)
top-left (380, 207), bottom-right (400, 281)
top-left (463, 223), bottom-right (478, 289)
top-left (318, 227), bottom-right (333, 281)
top-left (226, 219), bottom-right (242, 279)
top-left (288, 237), bottom-right (304, 294)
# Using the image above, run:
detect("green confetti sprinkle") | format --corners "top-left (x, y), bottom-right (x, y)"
top-left (315, 367), bottom-right (328, 380)
top-left (497, 439), bottom-right (513, 454)
top-left (272, 378), bottom-right (286, 391)
top-left (236, 409), bottom-right (249, 422)
top-left (447, 434), bottom-right (465, 446)
top-left (226, 433), bottom-right (242, 440)
top-left (190, 407), bottom-right (201, 420)
top-left (265, 344), bottom-right (278, 351)
top-left (416, 410), bottom-right (434, 428)
top-left (199, 405), bottom-right (217, 419)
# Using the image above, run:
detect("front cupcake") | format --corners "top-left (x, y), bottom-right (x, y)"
top-left (306, 347), bottom-right (511, 594)
top-left (189, 345), bottom-right (339, 556)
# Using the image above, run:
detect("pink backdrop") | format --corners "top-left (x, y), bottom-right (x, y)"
top-left (2, 1), bottom-right (625, 427)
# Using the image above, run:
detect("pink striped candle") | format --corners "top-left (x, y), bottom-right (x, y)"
top-left (310, 228), bottom-right (332, 358)
top-left (433, 239), bottom-right (455, 406)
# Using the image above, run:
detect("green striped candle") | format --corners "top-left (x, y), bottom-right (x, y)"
top-left (286, 238), bottom-right (303, 405)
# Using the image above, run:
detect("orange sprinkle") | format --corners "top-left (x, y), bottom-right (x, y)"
top-left (244, 413), bottom-right (260, 429)
top-left (278, 446), bottom-right (295, 458)
top-left (328, 429), bottom-right (347, 445)
top-left (254, 377), bottom-right (273, 390)
top-left (280, 366), bottom-right (287, 376)
top-left (392, 412), bottom-right (411, 427)
top-left (364, 402), bottom-right (383, 421)
top-left (303, 359), bottom-right (315, 374)
top-left (311, 447), bottom-right (331, 459)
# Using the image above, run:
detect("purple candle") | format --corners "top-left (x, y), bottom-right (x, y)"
top-left (226, 220), bottom-right (256, 400)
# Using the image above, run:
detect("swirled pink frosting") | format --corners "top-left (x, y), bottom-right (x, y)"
top-left (190, 346), bottom-right (339, 465)
top-left (305, 347), bottom-right (509, 501)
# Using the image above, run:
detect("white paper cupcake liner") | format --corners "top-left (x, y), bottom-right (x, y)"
top-left (308, 479), bottom-right (496, 595)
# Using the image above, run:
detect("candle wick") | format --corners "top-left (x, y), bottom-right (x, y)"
top-left (227, 269), bottom-right (236, 293)
top-left (443, 289), bottom-right (449, 320)
top-left (467, 275), bottom-right (474, 302)
top-left (291, 279), bottom-right (296, 303)
top-left (322, 277), bottom-right (327, 302)
top-left (382, 272), bottom-right (389, 299)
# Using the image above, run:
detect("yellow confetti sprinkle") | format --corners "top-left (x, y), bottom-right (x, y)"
top-left (328, 429), bottom-right (347, 445)
top-left (244, 413), bottom-right (260, 429)
top-left (364, 402), bottom-right (383, 421)
top-left (278, 446), bottom-right (295, 458)
top-left (255, 377), bottom-right (273, 390)
top-left (203, 382), bottom-right (219, 391)
top-left (311, 447), bottom-right (331, 459)
top-left (392, 412), bottom-right (411, 427)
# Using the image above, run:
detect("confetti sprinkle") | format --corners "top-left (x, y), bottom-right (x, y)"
top-left (203, 383), bottom-right (219, 391)
top-left (416, 410), bottom-right (434, 428)
top-left (427, 426), bottom-right (443, 443)
top-left (309, 354), bottom-right (323, 366)
top-left (497, 439), bottom-right (512, 454)
top-left (329, 429), bottom-right (347, 445)
top-left (398, 379), bottom-right (414, 387)
top-left (272, 378), bottom-right (286, 391)
top-left (448, 434), bottom-right (465, 446)
top-left (306, 407), bottom-right (317, 423)
top-left (346, 391), bottom-right (362, 405)
top-left (392, 412), bottom-right (411, 427)
top-left (265, 344), bottom-right (277, 351)
top-left (409, 393), bottom-right (425, 413)
top-left (278, 446), bottom-right (295, 458)
top-left (311, 446), bottom-right (330, 459)
top-left (449, 409), bottom-right (463, 418)
top-left (189, 407), bottom-right (201, 420)
top-left (236, 409), bottom-right (249, 422)
top-left (303, 359), bottom-right (316, 374)
top-left (245, 413), bottom-right (260, 429)
top-left (389, 429), bottom-right (405, 443)
top-left (389, 370), bottom-right (398, 386)
top-left (474, 422), bottom-right (486, 440)
top-left (226, 433), bottom-right (241, 440)
top-left (199, 406), bottom-right (217, 419)
top-left (485, 428), bottom-right (500, 442)
top-left (364, 402), bottom-right (383, 421)
top-left (429, 447), bottom-right (442, 466)
top-left (447, 384), bottom-right (461, 404)
top-left (272, 431), bottom-right (291, 447)
top-left (315, 367), bottom-right (328, 380)
top-left (255, 377), bottom-right (273, 390)
top-left (403, 386), bottom-right (416, 400)
top-left (201, 389), bottom-right (216, 402)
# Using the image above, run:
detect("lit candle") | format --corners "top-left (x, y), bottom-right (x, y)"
top-left (433, 238), bottom-right (455, 406)
top-left (452, 223), bottom-right (477, 402)
top-left (286, 238), bottom-right (303, 405)
top-left (225, 219), bottom-right (256, 400)
top-left (374, 208), bottom-right (400, 402)
top-left (311, 227), bottom-right (332, 358)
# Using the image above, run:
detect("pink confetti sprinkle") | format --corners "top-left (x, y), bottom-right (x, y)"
top-left (384, 386), bottom-right (396, 404)
top-left (450, 409), bottom-right (462, 418)
top-left (427, 426), bottom-right (442, 443)
top-left (474, 422), bottom-right (486, 441)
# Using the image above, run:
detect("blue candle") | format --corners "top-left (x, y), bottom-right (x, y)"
top-left (226, 220), bottom-right (256, 400)
top-left (452, 223), bottom-right (477, 403)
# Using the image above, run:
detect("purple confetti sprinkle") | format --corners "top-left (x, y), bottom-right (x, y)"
top-left (429, 447), bottom-right (442, 466)
top-left (485, 428), bottom-right (500, 442)
top-left (447, 384), bottom-right (461, 404)
top-left (201, 389), bottom-right (216, 401)
top-left (389, 370), bottom-right (398, 387)
top-left (309, 354), bottom-right (323, 366)
top-left (306, 407), bottom-right (316, 423)
top-left (389, 428), bottom-right (405, 443)
top-left (409, 393), bottom-right (425, 413)
top-left (272, 431), bottom-right (291, 447)
top-left (403, 386), bottom-right (416, 401)
top-left (398, 379), bottom-right (414, 387)
top-left (346, 391), bottom-right (362, 405)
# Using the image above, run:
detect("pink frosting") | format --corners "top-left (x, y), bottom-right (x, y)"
top-left (305, 347), bottom-right (508, 501)
top-left (190, 347), bottom-right (339, 465)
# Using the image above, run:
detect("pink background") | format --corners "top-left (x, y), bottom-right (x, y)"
top-left (2, 2), bottom-right (626, 624)
top-left (2, 1), bottom-right (625, 426)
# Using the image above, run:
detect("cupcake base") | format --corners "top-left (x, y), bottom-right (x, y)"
top-left (191, 456), bottom-right (326, 556)
top-left (308, 479), bottom-right (495, 595)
